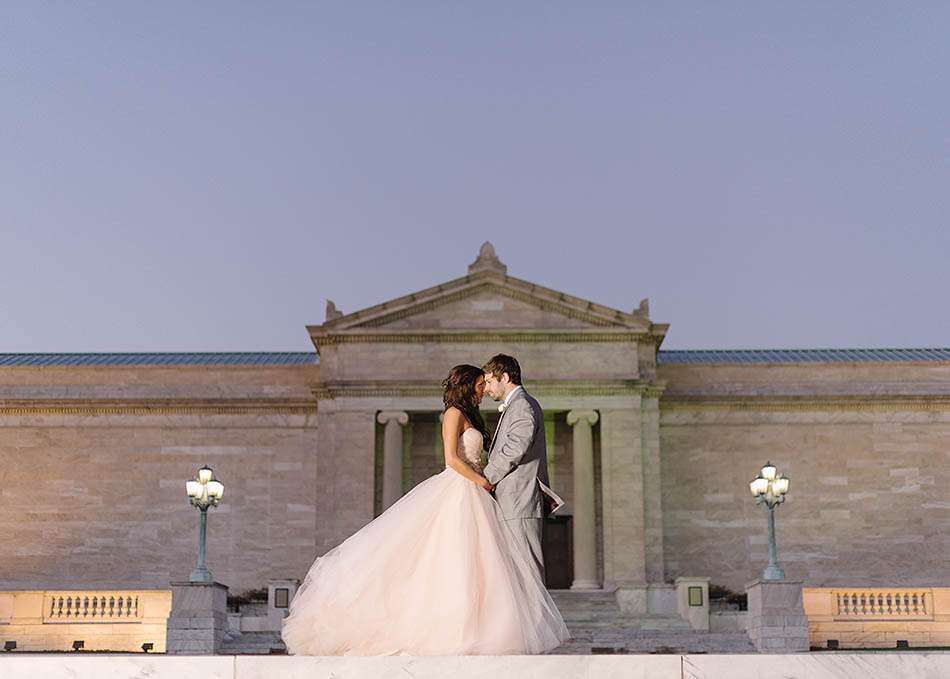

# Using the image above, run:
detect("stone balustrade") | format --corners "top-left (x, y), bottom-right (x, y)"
top-left (832, 589), bottom-right (931, 619)
top-left (804, 587), bottom-right (950, 649)
top-left (0, 590), bottom-right (171, 652)
top-left (44, 592), bottom-right (140, 623)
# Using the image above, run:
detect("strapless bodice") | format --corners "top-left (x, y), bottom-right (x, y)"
top-left (454, 428), bottom-right (485, 472)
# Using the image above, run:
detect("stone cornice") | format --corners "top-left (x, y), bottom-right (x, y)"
top-left (0, 399), bottom-right (318, 416)
top-left (313, 380), bottom-right (661, 400)
top-left (309, 329), bottom-right (649, 349)
top-left (661, 395), bottom-right (950, 412)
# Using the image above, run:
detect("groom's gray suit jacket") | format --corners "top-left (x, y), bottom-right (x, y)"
top-left (483, 387), bottom-right (549, 520)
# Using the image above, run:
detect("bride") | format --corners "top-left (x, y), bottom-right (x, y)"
top-left (281, 364), bottom-right (570, 655)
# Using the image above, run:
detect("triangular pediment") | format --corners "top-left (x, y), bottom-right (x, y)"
top-left (356, 283), bottom-right (623, 330)
top-left (308, 243), bottom-right (664, 342)
top-left (316, 278), bottom-right (650, 333)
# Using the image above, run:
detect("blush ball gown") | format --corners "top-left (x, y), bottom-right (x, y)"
top-left (281, 428), bottom-right (570, 655)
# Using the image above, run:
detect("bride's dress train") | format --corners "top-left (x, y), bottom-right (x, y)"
top-left (281, 428), bottom-right (570, 655)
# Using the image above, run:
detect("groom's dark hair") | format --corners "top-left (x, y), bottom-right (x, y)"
top-left (483, 354), bottom-right (522, 385)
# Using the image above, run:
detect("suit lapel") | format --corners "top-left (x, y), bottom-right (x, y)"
top-left (489, 407), bottom-right (507, 455)
top-left (488, 387), bottom-right (526, 456)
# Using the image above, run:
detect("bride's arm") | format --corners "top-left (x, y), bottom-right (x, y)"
top-left (442, 408), bottom-right (493, 491)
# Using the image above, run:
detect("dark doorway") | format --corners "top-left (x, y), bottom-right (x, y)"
top-left (542, 515), bottom-right (573, 589)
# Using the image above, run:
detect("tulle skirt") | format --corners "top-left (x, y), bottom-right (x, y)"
top-left (281, 467), bottom-right (570, 655)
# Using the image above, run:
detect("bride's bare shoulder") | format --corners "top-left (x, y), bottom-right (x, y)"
top-left (443, 407), bottom-right (473, 433)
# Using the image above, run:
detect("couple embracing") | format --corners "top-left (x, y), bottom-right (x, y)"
top-left (281, 354), bottom-right (570, 656)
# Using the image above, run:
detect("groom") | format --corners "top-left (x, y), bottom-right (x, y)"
top-left (482, 354), bottom-right (550, 582)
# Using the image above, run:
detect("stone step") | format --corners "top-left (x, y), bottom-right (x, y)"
top-left (220, 632), bottom-right (286, 655)
top-left (549, 630), bottom-right (757, 655)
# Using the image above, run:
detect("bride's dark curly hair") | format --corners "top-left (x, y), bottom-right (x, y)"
top-left (442, 364), bottom-right (491, 452)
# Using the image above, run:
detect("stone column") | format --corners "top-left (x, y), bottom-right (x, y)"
top-left (567, 409), bottom-right (599, 590)
top-left (377, 411), bottom-right (409, 511)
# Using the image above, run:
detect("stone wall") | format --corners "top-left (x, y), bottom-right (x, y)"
top-left (658, 361), bottom-right (950, 592)
top-left (2, 355), bottom-right (948, 596)
top-left (0, 364), bottom-right (320, 593)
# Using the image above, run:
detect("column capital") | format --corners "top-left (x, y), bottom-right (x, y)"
top-left (377, 411), bottom-right (409, 426)
top-left (566, 409), bottom-right (599, 427)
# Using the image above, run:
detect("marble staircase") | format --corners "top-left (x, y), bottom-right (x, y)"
top-left (548, 589), bottom-right (756, 655)
top-left (217, 590), bottom-right (755, 655)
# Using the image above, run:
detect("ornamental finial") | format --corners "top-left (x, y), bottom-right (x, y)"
top-left (325, 299), bottom-right (343, 321)
top-left (468, 241), bottom-right (507, 275)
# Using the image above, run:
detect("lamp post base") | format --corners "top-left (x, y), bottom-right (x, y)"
top-left (190, 566), bottom-right (213, 583)
top-left (762, 563), bottom-right (786, 580)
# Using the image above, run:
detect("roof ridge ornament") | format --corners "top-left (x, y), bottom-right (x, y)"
top-left (468, 241), bottom-right (507, 276)
top-left (325, 299), bottom-right (343, 321)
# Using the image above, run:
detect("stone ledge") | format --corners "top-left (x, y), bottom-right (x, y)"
top-left (1, 654), bottom-right (950, 679)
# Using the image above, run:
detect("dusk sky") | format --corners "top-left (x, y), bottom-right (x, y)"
top-left (2, 3), bottom-right (947, 352)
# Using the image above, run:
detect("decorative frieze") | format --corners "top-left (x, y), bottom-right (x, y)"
top-left (311, 330), bottom-right (648, 347)
top-left (313, 380), bottom-right (662, 401)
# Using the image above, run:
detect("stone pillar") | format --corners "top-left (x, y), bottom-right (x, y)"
top-left (166, 581), bottom-right (229, 655)
top-left (267, 579), bottom-right (299, 632)
top-left (676, 576), bottom-right (710, 631)
top-left (377, 411), bottom-right (409, 511)
top-left (641, 391), bottom-right (665, 582)
top-left (567, 409), bottom-right (599, 590)
top-left (600, 404), bottom-right (648, 614)
top-left (745, 579), bottom-right (809, 653)
top-left (314, 406), bottom-right (377, 555)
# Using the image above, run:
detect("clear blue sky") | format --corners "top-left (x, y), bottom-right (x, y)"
top-left (1, 2), bottom-right (947, 351)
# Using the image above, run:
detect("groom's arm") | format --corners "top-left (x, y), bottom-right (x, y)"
top-left (483, 399), bottom-right (537, 486)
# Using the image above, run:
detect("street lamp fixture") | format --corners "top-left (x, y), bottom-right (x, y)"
top-left (185, 465), bottom-right (225, 583)
top-left (749, 461), bottom-right (790, 580)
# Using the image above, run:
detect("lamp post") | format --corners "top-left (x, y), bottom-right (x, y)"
top-left (749, 461), bottom-right (790, 580)
top-left (185, 465), bottom-right (225, 583)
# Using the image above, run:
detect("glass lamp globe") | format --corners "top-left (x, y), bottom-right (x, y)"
top-left (750, 477), bottom-right (770, 496)
top-left (207, 480), bottom-right (224, 499)
top-left (186, 480), bottom-right (201, 498)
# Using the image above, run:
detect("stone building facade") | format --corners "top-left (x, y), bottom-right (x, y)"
top-left (1, 244), bottom-right (948, 598)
